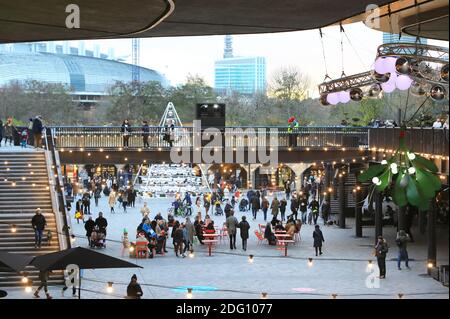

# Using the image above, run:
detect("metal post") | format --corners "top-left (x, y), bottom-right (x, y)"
top-left (427, 199), bottom-right (437, 274)
top-left (338, 175), bottom-right (345, 228)
top-left (355, 189), bottom-right (362, 237)
top-left (375, 190), bottom-right (383, 243)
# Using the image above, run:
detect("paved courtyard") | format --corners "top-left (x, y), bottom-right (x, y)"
top-left (4, 193), bottom-right (449, 299)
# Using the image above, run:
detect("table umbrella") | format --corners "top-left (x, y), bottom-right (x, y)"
top-left (30, 247), bottom-right (143, 299)
top-left (0, 251), bottom-right (34, 273)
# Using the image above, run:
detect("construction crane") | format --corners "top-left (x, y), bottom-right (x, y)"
top-left (131, 38), bottom-right (140, 83)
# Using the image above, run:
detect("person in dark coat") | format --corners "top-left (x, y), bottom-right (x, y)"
top-left (31, 208), bottom-right (46, 248)
top-left (279, 197), bottom-right (287, 221)
top-left (31, 115), bottom-right (43, 148)
top-left (290, 196), bottom-right (299, 220)
top-left (173, 223), bottom-right (185, 257)
top-left (309, 199), bottom-right (320, 225)
top-left (374, 235), bottom-right (389, 279)
top-left (194, 215), bottom-right (204, 244)
top-left (321, 200), bottom-right (330, 225)
top-left (236, 216), bottom-right (250, 251)
top-left (264, 222), bottom-right (276, 245)
top-left (121, 119), bottom-right (132, 148)
top-left (84, 217), bottom-right (95, 247)
top-left (312, 225), bottom-right (325, 256)
top-left (142, 120), bottom-right (150, 148)
top-left (299, 196), bottom-right (308, 223)
top-left (251, 195), bottom-right (260, 220)
top-left (225, 211), bottom-right (239, 250)
top-left (0, 118), bottom-right (3, 146)
top-left (127, 274), bottom-right (143, 299)
top-left (95, 212), bottom-right (108, 236)
top-left (34, 270), bottom-right (52, 299)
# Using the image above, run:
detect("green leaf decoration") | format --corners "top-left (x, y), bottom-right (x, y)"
top-left (358, 164), bottom-right (386, 182)
top-left (393, 172), bottom-right (408, 206)
top-left (406, 179), bottom-right (423, 207)
top-left (420, 169), bottom-right (442, 191)
top-left (376, 169), bottom-right (391, 192)
top-left (413, 155), bottom-right (438, 173)
top-left (415, 169), bottom-right (437, 199)
top-left (399, 173), bottom-right (410, 188)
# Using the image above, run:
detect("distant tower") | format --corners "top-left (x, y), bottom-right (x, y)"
top-left (223, 35), bottom-right (233, 59)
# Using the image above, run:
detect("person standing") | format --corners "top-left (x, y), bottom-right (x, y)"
top-left (270, 196), bottom-right (279, 220)
top-left (3, 117), bottom-right (15, 146)
top-left (122, 190), bottom-right (128, 212)
top-left (0, 118), bottom-right (3, 146)
top-left (31, 115), bottom-right (43, 148)
top-left (108, 191), bottom-right (116, 213)
top-left (299, 196), bottom-right (307, 223)
top-left (121, 119), bottom-right (132, 149)
top-left (194, 215), bottom-right (204, 245)
top-left (31, 208), bottom-right (46, 248)
top-left (291, 196), bottom-right (300, 221)
top-left (142, 120), bottom-right (150, 148)
top-left (84, 216), bottom-right (95, 247)
top-left (226, 211), bottom-right (239, 250)
top-left (396, 230), bottom-right (411, 270)
top-left (251, 194), bottom-right (260, 220)
top-left (94, 187), bottom-right (101, 207)
top-left (184, 217), bottom-right (195, 252)
top-left (140, 202), bottom-right (150, 218)
top-left (237, 216), bottom-right (250, 251)
top-left (261, 196), bottom-right (269, 222)
top-left (127, 274), bottom-right (143, 299)
top-left (279, 197), bottom-right (287, 221)
top-left (82, 192), bottom-right (91, 215)
top-left (285, 180), bottom-right (291, 201)
top-left (321, 199), bottom-right (330, 226)
top-left (374, 236), bottom-right (389, 279)
top-left (34, 270), bottom-right (52, 299)
top-left (312, 225), bottom-right (325, 256)
top-left (309, 198), bottom-right (320, 225)
top-left (173, 223), bottom-right (185, 257)
top-left (95, 212), bottom-right (108, 236)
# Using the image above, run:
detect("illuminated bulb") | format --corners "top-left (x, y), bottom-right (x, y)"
top-left (25, 285), bottom-right (32, 293)
top-left (381, 160), bottom-right (388, 165)
top-left (248, 255), bottom-right (254, 263)
top-left (70, 235), bottom-right (76, 243)
top-left (106, 282), bottom-right (113, 293)
top-left (28, 164), bottom-right (32, 167)
top-left (328, 188), bottom-right (332, 193)
top-left (308, 258), bottom-right (313, 267)
top-left (22, 276), bottom-right (29, 283)
top-left (408, 167), bottom-right (416, 175)
top-left (186, 288), bottom-right (193, 299)
top-left (188, 251), bottom-right (195, 258)
top-left (129, 246), bottom-right (135, 253)
top-left (427, 262), bottom-right (434, 268)
top-left (372, 177), bottom-right (381, 185)
top-left (407, 152), bottom-right (416, 160)
top-left (367, 260), bottom-right (373, 269)
top-left (390, 163), bottom-right (397, 170)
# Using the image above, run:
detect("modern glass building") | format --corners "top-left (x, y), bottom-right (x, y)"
top-left (214, 36), bottom-right (266, 95)
top-left (382, 32), bottom-right (428, 44)
top-left (0, 51), bottom-right (168, 107)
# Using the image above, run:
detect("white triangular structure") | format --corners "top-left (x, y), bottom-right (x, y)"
top-left (159, 102), bottom-right (183, 127)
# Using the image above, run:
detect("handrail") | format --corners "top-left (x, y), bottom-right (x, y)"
top-left (44, 128), bottom-right (72, 250)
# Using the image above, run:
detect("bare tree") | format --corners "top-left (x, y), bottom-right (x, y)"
top-left (269, 66), bottom-right (311, 101)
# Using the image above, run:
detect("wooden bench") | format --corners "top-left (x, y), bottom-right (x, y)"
top-left (276, 239), bottom-right (295, 256)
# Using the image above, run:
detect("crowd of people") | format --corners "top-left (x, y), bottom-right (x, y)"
top-left (0, 115), bottom-right (44, 148)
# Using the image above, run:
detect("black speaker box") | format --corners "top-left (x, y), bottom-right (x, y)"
top-left (196, 103), bottom-right (226, 130)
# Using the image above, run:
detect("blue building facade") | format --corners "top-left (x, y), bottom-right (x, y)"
top-left (214, 56), bottom-right (266, 95)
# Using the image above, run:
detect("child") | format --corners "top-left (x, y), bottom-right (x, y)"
top-left (75, 210), bottom-right (84, 224)
top-left (121, 229), bottom-right (130, 257)
top-left (20, 129), bottom-right (28, 148)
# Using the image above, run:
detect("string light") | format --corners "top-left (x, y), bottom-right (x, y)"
top-left (11, 225), bottom-right (17, 233)
top-left (248, 255), bottom-right (254, 263)
top-left (186, 288), bottom-right (193, 299)
top-left (427, 262), bottom-right (434, 269)
top-left (367, 260), bottom-right (373, 269)
top-left (106, 282), bottom-right (114, 293)
top-left (21, 274), bottom-right (28, 283)
top-left (24, 281), bottom-right (33, 293)
top-left (308, 258), bottom-right (313, 267)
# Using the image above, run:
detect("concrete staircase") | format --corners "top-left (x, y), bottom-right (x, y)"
top-left (0, 151), bottom-right (64, 287)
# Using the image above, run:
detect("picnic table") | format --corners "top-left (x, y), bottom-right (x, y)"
top-left (276, 239), bottom-right (295, 256)
top-left (202, 239), bottom-right (219, 256)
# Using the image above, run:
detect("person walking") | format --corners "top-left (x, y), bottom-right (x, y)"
top-left (309, 198), bottom-right (320, 225)
top-left (374, 236), bottom-right (389, 279)
top-left (84, 216), bottom-right (95, 247)
top-left (270, 196), bottom-right (279, 220)
top-left (251, 194), bottom-right (260, 220)
top-left (108, 191), bottom-right (116, 213)
top-left (127, 274), bottom-right (143, 299)
top-left (184, 217), bottom-right (195, 252)
top-left (82, 192), bottom-right (91, 215)
top-left (34, 270), bottom-right (52, 299)
top-left (312, 225), bottom-right (325, 256)
top-left (95, 212), bottom-right (108, 236)
top-left (122, 191), bottom-right (128, 212)
top-left (321, 199), bottom-right (330, 226)
top-left (279, 197), bottom-right (287, 221)
top-left (261, 196), bottom-right (269, 222)
top-left (173, 223), bottom-right (185, 257)
top-left (299, 196), bottom-right (307, 223)
top-left (291, 196), bottom-right (300, 221)
top-left (31, 208), bottom-right (46, 248)
top-left (284, 180), bottom-right (291, 201)
top-left (226, 211), bottom-right (239, 250)
top-left (194, 215), bottom-right (204, 245)
top-left (142, 120), bottom-right (150, 148)
top-left (94, 187), bottom-right (101, 207)
top-left (31, 115), bottom-right (43, 148)
top-left (140, 202), bottom-right (150, 218)
top-left (396, 230), bottom-right (411, 270)
top-left (237, 215), bottom-right (250, 251)
top-left (121, 119), bottom-right (132, 149)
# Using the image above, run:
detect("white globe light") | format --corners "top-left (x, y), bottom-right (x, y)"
top-left (326, 92), bottom-right (340, 105)
top-left (385, 72), bottom-right (398, 86)
top-left (338, 91), bottom-right (351, 104)
top-left (407, 152), bottom-right (416, 160)
top-left (390, 163), bottom-right (398, 169)
top-left (372, 177), bottom-right (381, 185)
top-left (381, 160), bottom-right (388, 165)
top-left (381, 82), bottom-right (396, 93)
top-left (395, 75), bottom-right (413, 90)
top-left (391, 167), bottom-right (399, 175)
top-left (408, 167), bottom-right (416, 175)
top-left (374, 57), bottom-right (397, 74)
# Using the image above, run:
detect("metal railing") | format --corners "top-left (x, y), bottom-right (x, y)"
top-left (50, 126), bottom-right (369, 150)
top-left (368, 127), bottom-right (449, 156)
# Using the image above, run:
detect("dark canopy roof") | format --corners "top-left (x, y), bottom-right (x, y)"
top-left (0, 0), bottom-right (396, 43)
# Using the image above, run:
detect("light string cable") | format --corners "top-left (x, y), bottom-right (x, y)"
top-left (339, 22), bottom-right (346, 78)
top-left (341, 24), bottom-right (367, 69)
top-left (319, 28), bottom-right (331, 81)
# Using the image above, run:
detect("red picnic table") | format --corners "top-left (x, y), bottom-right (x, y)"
top-left (202, 239), bottom-right (219, 256)
top-left (275, 233), bottom-right (295, 256)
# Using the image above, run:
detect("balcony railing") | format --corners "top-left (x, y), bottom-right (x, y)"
top-left (50, 126), bottom-right (369, 150)
top-left (368, 127), bottom-right (449, 157)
